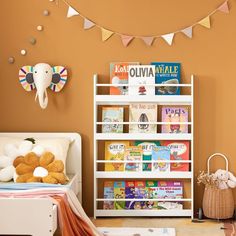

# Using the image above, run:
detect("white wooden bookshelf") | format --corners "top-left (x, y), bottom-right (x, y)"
top-left (93, 74), bottom-right (194, 218)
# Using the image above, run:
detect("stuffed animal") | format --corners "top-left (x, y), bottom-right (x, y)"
top-left (213, 169), bottom-right (236, 189)
top-left (13, 151), bottom-right (67, 184)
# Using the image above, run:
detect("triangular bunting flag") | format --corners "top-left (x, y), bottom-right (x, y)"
top-left (67, 6), bottom-right (79, 18)
top-left (218, 1), bottom-right (229, 13)
top-left (141, 36), bottom-right (155, 46)
top-left (181, 26), bottom-right (193, 38)
top-left (101, 28), bottom-right (114, 41)
top-left (198, 16), bottom-right (211, 29)
top-left (84, 18), bottom-right (95, 30)
top-left (121, 35), bottom-right (134, 47)
top-left (162, 33), bottom-right (174, 45)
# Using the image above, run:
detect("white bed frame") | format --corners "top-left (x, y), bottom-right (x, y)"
top-left (0, 132), bottom-right (82, 236)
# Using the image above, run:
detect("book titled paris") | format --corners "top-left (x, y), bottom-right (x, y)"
top-left (151, 62), bottom-right (181, 95)
top-left (161, 107), bottom-right (188, 133)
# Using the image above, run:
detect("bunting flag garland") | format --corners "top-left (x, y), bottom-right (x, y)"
top-left (141, 36), bottom-right (155, 46)
top-left (218, 1), bottom-right (229, 13)
top-left (162, 33), bottom-right (175, 45)
top-left (198, 16), bottom-right (211, 29)
top-left (63, 0), bottom-right (231, 47)
top-left (121, 35), bottom-right (134, 47)
top-left (181, 26), bottom-right (193, 38)
top-left (101, 28), bottom-right (114, 41)
top-left (83, 18), bottom-right (95, 29)
top-left (67, 6), bottom-right (79, 18)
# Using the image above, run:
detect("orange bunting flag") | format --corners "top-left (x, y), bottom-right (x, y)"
top-left (162, 33), bottom-right (174, 45)
top-left (84, 18), bottom-right (95, 30)
top-left (181, 26), bottom-right (193, 38)
top-left (101, 28), bottom-right (114, 41)
top-left (121, 35), bottom-right (134, 47)
top-left (218, 1), bottom-right (229, 13)
top-left (141, 36), bottom-right (155, 46)
top-left (67, 6), bottom-right (79, 18)
top-left (198, 16), bottom-right (211, 29)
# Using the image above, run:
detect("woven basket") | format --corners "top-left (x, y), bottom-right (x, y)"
top-left (202, 153), bottom-right (235, 219)
top-left (203, 187), bottom-right (234, 219)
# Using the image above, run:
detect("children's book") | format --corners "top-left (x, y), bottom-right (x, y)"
top-left (145, 181), bottom-right (158, 209)
top-left (162, 141), bottom-right (190, 171)
top-left (128, 65), bottom-right (155, 96)
top-left (110, 62), bottom-right (139, 95)
top-left (135, 141), bottom-right (161, 171)
top-left (114, 181), bottom-right (125, 209)
top-left (102, 107), bottom-right (124, 133)
top-left (161, 107), bottom-right (188, 133)
top-left (103, 181), bottom-right (114, 210)
top-left (157, 202), bottom-right (183, 210)
top-left (105, 141), bottom-right (129, 171)
top-left (125, 181), bottom-right (135, 209)
top-left (129, 103), bottom-right (157, 133)
top-left (152, 146), bottom-right (170, 172)
top-left (124, 146), bottom-right (142, 172)
top-left (151, 62), bottom-right (181, 95)
top-left (134, 181), bottom-right (147, 210)
top-left (157, 181), bottom-right (183, 199)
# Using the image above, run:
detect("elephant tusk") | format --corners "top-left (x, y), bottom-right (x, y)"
top-left (35, 92), bottom-right (38, 101)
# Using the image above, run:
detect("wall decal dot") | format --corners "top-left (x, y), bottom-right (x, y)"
top-left (8, 57), bottom-right (15, 64)
top-left (29, 37), bottom-right (37, 45)
top-left (20, 49), bottom-right (27, 56)
top-left (43, 10), bottom-right (50, 16)
top-left (37, 25), bottom-right (44, 31)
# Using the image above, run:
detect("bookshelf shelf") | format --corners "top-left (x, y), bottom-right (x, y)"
top-left (95, 171), bottom-right (192, 179)
top-left (94, 74), bottom-right (195, 219)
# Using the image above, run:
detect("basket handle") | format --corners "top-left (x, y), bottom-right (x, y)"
top-left (207, 153), bottom-right (229, 174)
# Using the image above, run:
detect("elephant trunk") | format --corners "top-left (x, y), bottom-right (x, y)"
top-left (36, 89), bottom-right (48, 109)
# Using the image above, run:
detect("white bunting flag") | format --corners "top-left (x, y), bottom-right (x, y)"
top-left (84, 18), bottom-right (95, 30)
top-left (67, 6), bottom-right (79, 18)
top-left (182, 26), bottom-right (193, 38)
top-left (162, 33), bottom-right (174, 45)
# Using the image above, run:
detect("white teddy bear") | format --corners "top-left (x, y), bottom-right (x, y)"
top-left (213, 169), bottom-right (236, 189)
top-left (0, 140), bottom-right (45, 182)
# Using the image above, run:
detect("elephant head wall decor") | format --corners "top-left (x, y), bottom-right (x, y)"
top-left (19, 63), bottom-right (68, 109)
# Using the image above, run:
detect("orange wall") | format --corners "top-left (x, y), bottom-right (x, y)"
top-left (0, 0), bottom-right (236, 216)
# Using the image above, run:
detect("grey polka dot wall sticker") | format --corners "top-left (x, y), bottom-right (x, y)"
top-left (8, 3), bottom-right (51, 64)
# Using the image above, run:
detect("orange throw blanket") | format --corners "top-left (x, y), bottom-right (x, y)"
top-left (53, 195), bottom-right (95, 236)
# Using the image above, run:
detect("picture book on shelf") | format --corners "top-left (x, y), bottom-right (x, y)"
top-left (124, 146), bottom-right (142, 172)
top-left (162, 141), bottom-right (190, 171)
top-left (135, 141), bottom-right (161, 171)
top-left (157, 181), bottom-right (183, 199)
top-left (105, 141), bottom-right (129, 171)
top-left (145, 181), bottom-right (158, 199)
top-left (128, 65), bottom-right (155, 96)
top-left (129, 103), bottom-right (157, 133)
top-left (102, 107), bottom-right (124, 133)
top-left (114, 181), bottom-right (125, 209)
top-left (125, 181), bottom-right (135, 209)
top-left (134, 181), bottom-right (146, 209)
top-left (103, 181), bottom-right (114, 210)
top-left (152, 146), bottom-right (170, 172)
top-left (151, 62), bottom-right (181, 95)
top-left (110, 62), bottom-right (139, 95)
top-left (161, 107), bottom-right (188, 133)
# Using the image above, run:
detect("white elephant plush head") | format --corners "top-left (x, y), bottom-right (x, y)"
top-left (19, 63), bottom-right (68, 109)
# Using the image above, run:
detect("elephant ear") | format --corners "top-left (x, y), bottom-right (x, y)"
top-left (49, 66), bottom-right (68, 92)
top-left (19, 66), bottom-right (36, 91)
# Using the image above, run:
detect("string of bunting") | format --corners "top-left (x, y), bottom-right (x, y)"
top-left (63, 0), bottom-right (230, 47)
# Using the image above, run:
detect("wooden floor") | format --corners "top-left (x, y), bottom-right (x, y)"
top-left (92, 217), bottom-right (226, 236)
